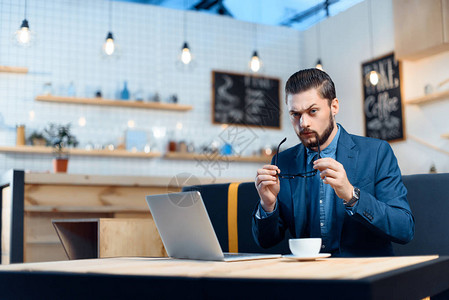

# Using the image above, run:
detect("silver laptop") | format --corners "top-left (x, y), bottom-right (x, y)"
top-left (145, 191), bottom-right (281, 262)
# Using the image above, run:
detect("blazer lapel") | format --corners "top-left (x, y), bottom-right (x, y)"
top-left (337, 127), bottom-right (358, 184)
top-left (335, 126), bottom-right (358, 241)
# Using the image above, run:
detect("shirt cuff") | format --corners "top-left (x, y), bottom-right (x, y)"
top-left (255, 202), bottom-right (277, 219)
top-left (344, 198), bottom-right (359, 216)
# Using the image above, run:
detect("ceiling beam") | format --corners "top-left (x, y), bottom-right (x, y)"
top-left (280, 0), bottom-right (339, 26)
top-left (194, 0), bottom-right (218, 10)
top-left (193, 0), bottom-right (232, 17)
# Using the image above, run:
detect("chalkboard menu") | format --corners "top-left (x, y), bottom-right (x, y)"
top-left (362, 53), bottom-right (405, 142)
top-left (212, 71), bottom-right (281, 129)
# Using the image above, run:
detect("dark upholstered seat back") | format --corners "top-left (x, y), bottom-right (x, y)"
top-left (393, 173), bottom-right (449, 256)
top-left (184, 173), bottom-right (449, 256)
top-left (182, 182), bottom-right (290, 254)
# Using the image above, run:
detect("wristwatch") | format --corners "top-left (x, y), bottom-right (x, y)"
top-left (344, 187), bottom-right (360, 206)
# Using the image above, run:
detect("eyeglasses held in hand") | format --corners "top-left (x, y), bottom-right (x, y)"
top-left (274, 134), bottom-right (321, 179)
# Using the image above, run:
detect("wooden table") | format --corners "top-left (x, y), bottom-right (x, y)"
top-left (0, 256), bottom-right (448, 299)
top-left (0, 170), bottom-right (251, 264)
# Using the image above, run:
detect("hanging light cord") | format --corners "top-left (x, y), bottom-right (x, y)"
top-left (183, 0), bottom-right (187, 42)
top-left (24, 0), bottom-right (27, 19)
top-left (253, 2), bottom-right (258, 50)
top-left (109, 0), bottom-right (112, 32)
top-left (316, 21), bottom-right (321, 58)
top-left (253, 23), bottom-right (257, 50)
top-left (368, 0), bottom-right (374, 58)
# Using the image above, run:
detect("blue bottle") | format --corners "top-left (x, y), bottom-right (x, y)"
top-left (121, 81), bottom-right (130, 100)
top-left (220, 143), bottom-right (233, 156)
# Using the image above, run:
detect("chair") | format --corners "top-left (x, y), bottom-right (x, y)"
top-left (184, 173), bottom-right (449, 257)
top-left (393, 173), bottom-right (449, 256)
top-left (182, 182), bottom-right (290, 254)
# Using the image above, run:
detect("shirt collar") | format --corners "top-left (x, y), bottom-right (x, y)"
top-left (306, 124), bottom-right (341, 164)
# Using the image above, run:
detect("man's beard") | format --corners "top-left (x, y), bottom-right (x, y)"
top-left (298, 113), bottom-right (335, 149)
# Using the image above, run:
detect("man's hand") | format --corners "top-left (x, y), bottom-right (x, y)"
top-left (255, 165), bottom-right (280, 213)
top-left (313, 158), bottom-right (353, 202)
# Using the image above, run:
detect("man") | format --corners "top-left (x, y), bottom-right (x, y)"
top-left (253, 68), bottom-right (414, 257)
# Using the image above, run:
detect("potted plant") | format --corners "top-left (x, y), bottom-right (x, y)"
top-left (27, 130), bottom-right (49, 146)
top-left (44, 123), bottom-right (79, 173)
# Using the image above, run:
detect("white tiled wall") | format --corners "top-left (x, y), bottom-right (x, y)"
top-left (0, 0), bottom-right (302, 180)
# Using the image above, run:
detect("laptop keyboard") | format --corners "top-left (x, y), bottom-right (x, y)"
top-left (224, 252), bottom-right (270, 258)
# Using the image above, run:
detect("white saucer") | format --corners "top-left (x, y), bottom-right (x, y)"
top-left (282, 253), bottom-right (331, 261)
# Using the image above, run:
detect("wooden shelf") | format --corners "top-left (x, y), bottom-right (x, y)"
top-left (23, 173), bottom-right (253, 186)
top-left (0, 145), bottom-right (161, 158)
top-left (35, 95), bottom-right (193, 111)
top-left (0, 146), bottom-right (271, 162)
top-left (0, 66), bottom-right (28, 74)
top-left (164, 152), bottom-right (271, 163)
top-left (441, 133), bottom-right (449, 139)
top-left (405, 89), bottom-right (449, 105)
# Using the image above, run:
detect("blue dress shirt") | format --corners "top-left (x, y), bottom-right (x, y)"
top-left (305, 126), bottom-right (340, 253)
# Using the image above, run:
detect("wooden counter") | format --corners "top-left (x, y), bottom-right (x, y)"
top-left (0, 170), bottom-right (252, 264)
top-left (0, 256), bottom-right (448, 299)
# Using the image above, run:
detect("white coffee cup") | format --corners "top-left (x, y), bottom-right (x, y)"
top-left (289, 238), bottom-right (322, 256)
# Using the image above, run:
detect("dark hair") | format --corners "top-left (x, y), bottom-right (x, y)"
top-left (285, 68), bottom-right (336, 105)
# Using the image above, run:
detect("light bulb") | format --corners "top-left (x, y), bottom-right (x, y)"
top-left (181, 42), bottom-right (192, 65)
top-left (181, 48), bottom-right (192, 64)
top-left (250, 51), bottom-right (261, 72)
top-left (15, 19), bottom-right (32, 46)
top-left (78, 117), bottom-right (86, 127)
top-left (104, 39), bottom-right (115, 55)
top-left (17, 27), bottom-right (30, 44)
top-left (315, 59), bottom-right (323, 70)
top-left (369, 70), bottom-right (379, 86)
top-left (103, 32), bottom-right (115, 56)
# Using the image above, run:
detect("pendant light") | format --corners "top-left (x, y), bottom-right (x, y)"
top-left (249, 23), bottom-right (262, 73)
top-left (102, 1), bottom-right (118, 57)
top-left (178, 0), bottom-right (193, 66)
top-left (250, 50), bottom-right (261, 73)
top-left (315, 17), bottom-right (323, 70)
top-left (365, 0), bottom-right (380, 86)
top-left (181, 42), bottom-right (192, 65)
top-left (104, 32), bottom-right (115, 56)
top-left (15, 0), bottom-right (34, 46)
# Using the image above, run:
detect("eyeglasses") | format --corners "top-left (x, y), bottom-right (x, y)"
top-left (274, 134), bottom-right (321, 179)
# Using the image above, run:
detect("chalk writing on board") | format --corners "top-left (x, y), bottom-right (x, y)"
top-left (215, 75), bottom-right (243, 123)
top-left (212, 71), bottom-right (280, 129)
top-left (362, 53), bottom-right (404, 142)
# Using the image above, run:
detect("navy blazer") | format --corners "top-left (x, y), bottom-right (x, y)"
top-left (252, 126), bottom-right (415, 257)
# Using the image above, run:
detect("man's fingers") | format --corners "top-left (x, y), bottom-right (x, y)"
top-left (320, 168), bottom-right (338, 180)
top-left (257, 165), bottom-right (281, 177)
top-left (262, 165), bottom-right (279, 170)
top-left (322, 176), bottom-right (336, 185)
top-left (314, 158), bottom-right (342, 171)
top-left (257, 169), bottom-right (278, 176)
top-left (258, 181), bottom-right (278, 187)
top-left (256, 174), bottom-right (278, 185)
top-left (256, 180), bottom-right (278, 190)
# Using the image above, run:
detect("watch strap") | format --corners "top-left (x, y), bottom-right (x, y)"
top-left (344, 187), bottom-right (360, 206)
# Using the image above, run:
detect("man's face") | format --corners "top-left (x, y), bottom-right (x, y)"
top-left (286, 88), bottom-right (339, 150)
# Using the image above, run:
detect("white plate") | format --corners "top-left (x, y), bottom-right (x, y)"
top-left (282, 253), bottom-right (331, 261)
